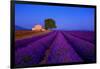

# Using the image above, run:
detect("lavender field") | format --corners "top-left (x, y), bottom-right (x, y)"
top-left (15, 31), bottom-right (95, 67)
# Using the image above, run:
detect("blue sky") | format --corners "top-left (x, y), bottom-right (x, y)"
top-left (15, 4), bottom-right (95, 31)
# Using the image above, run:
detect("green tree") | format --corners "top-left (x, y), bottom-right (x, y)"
top-left (45, 18), bottom-right (57, 30)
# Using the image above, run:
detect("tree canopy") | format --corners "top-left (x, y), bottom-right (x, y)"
top-left (44, 18), bottom-right (57, 30)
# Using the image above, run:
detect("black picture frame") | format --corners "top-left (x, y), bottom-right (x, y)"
top-left (11, 1), bottom-right (97, 68)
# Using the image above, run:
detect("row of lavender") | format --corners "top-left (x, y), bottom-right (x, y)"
top-left (15, 31), bottom-right (95, 67)
top-left (62, 31), bottom-right (95, 62)
top-left (15, 31), bottom-right (55, 50)
top-left (15, 31), bottom-right (57, 67)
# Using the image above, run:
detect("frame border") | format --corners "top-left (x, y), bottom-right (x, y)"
top-left (11, 1), bottom-right (97, 68)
